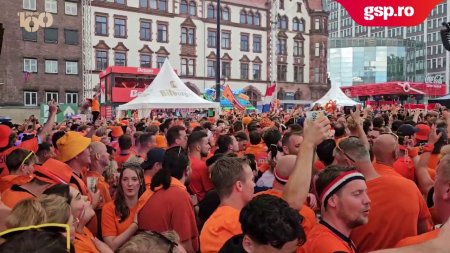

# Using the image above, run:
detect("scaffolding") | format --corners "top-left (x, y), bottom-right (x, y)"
top-left (82, 0), bottom-right (94, 100)
top-left (269, 0), bottom-right (279, 94)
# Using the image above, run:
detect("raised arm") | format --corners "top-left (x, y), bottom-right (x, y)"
top-left (38, 101), bottom-right (58, 142)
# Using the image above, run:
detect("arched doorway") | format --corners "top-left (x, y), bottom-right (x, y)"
top-left (243, 86), bottom-right (262, 107)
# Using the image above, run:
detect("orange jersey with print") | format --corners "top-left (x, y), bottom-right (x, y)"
top-left (244, 145), bottom-right (269, 172)
top-left (91, 98), bottom-right (100, 112)
top-left (256, 189), bottom-right (317, 235)
top-left (303, 222), bottom-right (356, 253)
top-left (395, 228), bottom-right (439, 247)
top-left (200, 205), bottom-right (242, 253)
top-left (350, 176), bottom-right (431, 253)
top-left (189, 156), bottom-right (214, 202)
top-left (84, 171), bottom-right (112, 209)
top-left (74, 227), bottom-right (100, 253)
top-left (0, 175), bottom-right (32, 193)
top-left (373, 163), bottom-right (403, 178)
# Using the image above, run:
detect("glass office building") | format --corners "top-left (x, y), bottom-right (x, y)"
top-left (328, 38), bottom-right (426, 86)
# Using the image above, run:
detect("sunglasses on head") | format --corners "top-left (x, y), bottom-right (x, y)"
top-left (335, 136), bottom-right (360, 163)
top-left (0, 223), bottom-right (71, 252)
top-left (20, 151), bottom-right (35, 167)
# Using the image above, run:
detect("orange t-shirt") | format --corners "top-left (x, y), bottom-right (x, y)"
top-left (101, 201), bottom-right (139, 237)
top-left (373, 163), bottom-right (402, 178)
top-left (0, 174), bottom-right (32, 193)
top-left (393, 157), bottom-right (415, 181)
top-left (91, 98), bottom-right (100, 112)
top-left (200, 205), bottom-right (242, 253)
top-left (256, 189), bottom-right (317, 235)
top-left (74, 227), bottom-right (100, 253)
top-left (395, 228), bottom-right (440, 247)
top-left (189, 156), bottom-right (214, 202)
top-left (84, 171), bottom-right (112, 209)
top-left (144, 174), bottom-right (152, 190)
top-left (350, 176), bottom-right (431, 253)
top-left (1, 185), bottom-right (35, 208)
top-left (303, 222), bottom-right (356, 253)
top-left (114, 153), bottom-right (132, 170)
top-left (244, 145), bottom-right (269, 173)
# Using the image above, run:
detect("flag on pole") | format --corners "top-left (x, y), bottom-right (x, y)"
top-left (223, 85), bottom-right (246, 111)
top-left (262, 83), bottom-right (276, 112)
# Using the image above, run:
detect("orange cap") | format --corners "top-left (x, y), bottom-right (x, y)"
top-left (110, 126), bottom-right (124, 138)
top-left (242, 116), bottom-right (252, 126)
top-left (415, 124), bottom-right (430, 141)
top-left (155, 134), bottom-right (168, 149)
top-left (34, 159), bottom-right (72, 184)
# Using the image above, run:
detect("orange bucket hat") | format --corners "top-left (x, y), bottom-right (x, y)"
top-left (56, 131), bottom-right (91, 162)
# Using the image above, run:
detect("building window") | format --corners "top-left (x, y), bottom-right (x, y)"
top-left (293, 18), bottom-right (304, 31)
top-left (277, 15), bottom-right (288, 29)
top-left (22, 29), bottom-right (37, 42)
top-left (140, 21), bottom-right (151, 41)
top-left (66, 61), bottom-right (78, 75)
top-left (180, 0), bottom-right (188, 13)
top-left (240, 63), bottom-right (249, 79)
top-left (24, 91), bottom-right (37, 106)
top-left (277, 38), bottom-right (287, 55)
top-left (115, 0), bottom-right (125, 4)
top-left (207, 60), bottom-right (216, 77)
top-left (207, 5), bottom-right (215, 19)
top-left (181, 58), bottom-right (195, 76)
top-left (253, 35), bottom-right (261, 53)
top-left (221, 7), bottom-right (230, 21)
top-left (45, 60), bottom-right (58, 74)
top-left (150, 0), bottom-right (157, 9)
top-left (158, 0), bottom-right (167, 11)
top-left (181, 27), bottom-right (195, 45)
top-left (114, 18), bottom-right (126, 38)
top-left (189, 1), bottom-right (196, 16)
top-left (95, 15), bottom-right (108, 36)
top-left (140, 54), bottom-right (152, 68)
top-left (279, 0), bottom-right (284, 9)
top-left (222, 61), bottom-right (231, 78)
top-left (157, 23), bottom-right (168, 42)
top-left (254, 13), bottom-right (260, 26)
top-left (207, 30), bottom-right (216, 48)
top-left (240, 10), bottom-right (246, 24)
top-left (45, 0), bottom-right (57, 13)
top-left (64, 29), bottom-right (78, 45)
top-left (315, 18), bottom-right (321, 30)
top-left (46, 92), bottom-right (59, 103)
top-left (294, 65), bottom-right (304, 82)
top-left (95, 50), bottom-right (108, 70)
top-left (221, 31), bottom-right (231, 49)
top-left (115, 52), bottom-right (126, 66)
top-left (44, 28), bottom-right (58, 43)
top-left (66, 92), bottom-right (78, 104)
top-left (315, 43), bottom-right (320, 57)
top-left (140, 0), bottom-right (148, 8)
top-left (24, 58), bottom-right (37, 73)
top-left (297, 2), bottom-right (302, 12)
top-left (247, 12), bottom-right (254, 25)
top-left (240, 34), bottom-right (249, 51)
top-left (23, 0), bottom-right (36, 10)
top-left (157, 56), bottom-right (167, 68)
top-left (253, 64), bottom-right (261, 80)
top-left (277, 64), bottom-right (287, 81)
top-left (65, 2), bottom-right (77, 15)
top-left (294, 40), bottom-right (304, 57)
top-left (314, 67), bottom-right (321, 82)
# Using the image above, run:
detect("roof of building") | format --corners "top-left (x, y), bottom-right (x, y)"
top-left (308, 0), bottom-right (325, 11)
top-left (223, 0), bottom-right (267, 9)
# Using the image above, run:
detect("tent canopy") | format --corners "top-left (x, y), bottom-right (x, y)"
top-left (429, 94), bottom-right (450, 101)
top-left (313, 85), bottom-right (360, 107)
top-left (117, 60), bottom-right (219, 110)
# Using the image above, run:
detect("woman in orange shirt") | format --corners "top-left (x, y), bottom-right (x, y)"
top-left (101, 164), bottom-right (147, 251)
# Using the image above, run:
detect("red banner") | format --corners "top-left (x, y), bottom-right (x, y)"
top-left (341, 82), bottom-right (446, 97)
top-left (111, 87), bottom-right (146, 103)
top-left (99, 66), bottom-right (160, 79)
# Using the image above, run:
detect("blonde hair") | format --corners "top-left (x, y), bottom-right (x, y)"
top-left (37, 194), bottom-right (71, 224)
top-left (6, 199), bottom-right (47, 228)
top-left (118, 231), bottom-right (183, 253)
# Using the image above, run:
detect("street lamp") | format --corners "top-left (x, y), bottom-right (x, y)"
top-left (215, 0), bottom-right (221, 102)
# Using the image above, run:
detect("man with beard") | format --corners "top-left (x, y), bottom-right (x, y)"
top-left (304, 165), bottom-right (370, 253)
top-left (188, 131), bottom-right (213, 201)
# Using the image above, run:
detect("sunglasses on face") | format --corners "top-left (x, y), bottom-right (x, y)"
top-left (0, 223), bottom-right (71, 252)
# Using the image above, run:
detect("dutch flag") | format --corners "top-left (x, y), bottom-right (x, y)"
top-left (262, 83), bottom-right (276, 113)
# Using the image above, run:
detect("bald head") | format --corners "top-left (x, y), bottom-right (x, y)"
top-left (90, 141), bottom-right (107, 154)
top-left (274, 155), bottom-right (297, 178)
top-left (373, 134), bottom-right (398, 162)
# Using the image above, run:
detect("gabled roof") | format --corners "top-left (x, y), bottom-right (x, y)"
top-left (138, 45), bottom-right (153, 54)
top-left (113, 42), bottom-right (129, 51)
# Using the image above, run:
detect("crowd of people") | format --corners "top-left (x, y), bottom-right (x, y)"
top-left (0, 101), bottom-right (450, 253)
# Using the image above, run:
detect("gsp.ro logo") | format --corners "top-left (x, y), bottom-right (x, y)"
top-left (18, 12), bottom-right (53, 32)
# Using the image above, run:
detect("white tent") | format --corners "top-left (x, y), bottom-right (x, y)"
top-left (313, 85), bottom-right (359, 106)
top-left (117, 60), bottom-right (220, 110)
